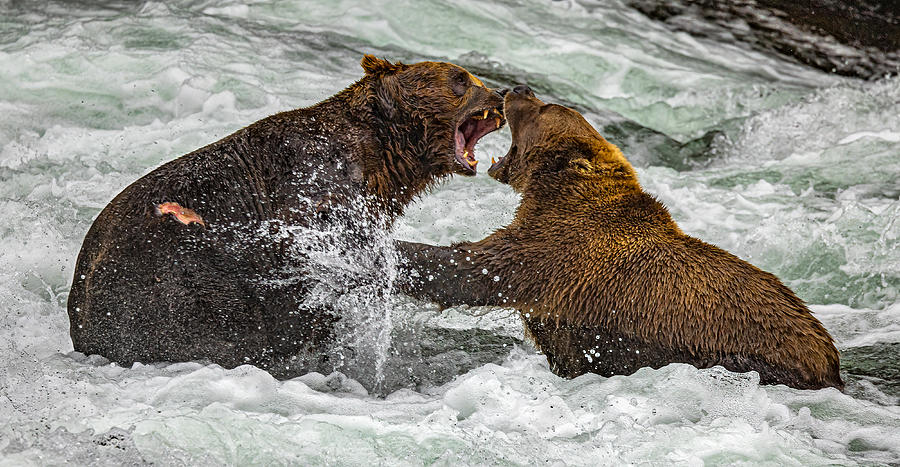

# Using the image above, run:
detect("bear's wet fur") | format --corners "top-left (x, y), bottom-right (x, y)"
top-left (398, 88), bottom-right (843, 390)
top-left (68, 56), bottom-right (506, 378)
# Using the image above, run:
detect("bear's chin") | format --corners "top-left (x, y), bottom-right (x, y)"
top-left (487, 144), bottom-right (516, 184)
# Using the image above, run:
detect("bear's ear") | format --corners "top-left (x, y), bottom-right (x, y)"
top-left (361, 55), bottom-right (405, 76)
top-left (568, 158), bottom-right (594, 173)
top-left (593, 160), bottom-right (637, 179)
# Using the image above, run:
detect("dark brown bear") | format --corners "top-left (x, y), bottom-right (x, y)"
top-left (397, 85), bottom-right (843, 390)
top-left (68, 56), bottom-right (506, 377)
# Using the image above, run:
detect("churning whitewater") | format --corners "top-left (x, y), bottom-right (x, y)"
top-left (1, 0), bottom-right (899, 465)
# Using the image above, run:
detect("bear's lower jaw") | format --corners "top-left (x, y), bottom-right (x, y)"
top-left (487, 144), bottom-right (516, 184)
top-left (454, 107), bottom-right (505, 175)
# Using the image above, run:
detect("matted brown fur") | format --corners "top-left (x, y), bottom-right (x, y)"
top-left (67, 56), bottom-right (506, 377)
top-left (398, 90), bottom-right (843, 390)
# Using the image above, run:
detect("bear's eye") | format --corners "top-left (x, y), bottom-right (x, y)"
top-left (451, 71), bottom-right (471, 97)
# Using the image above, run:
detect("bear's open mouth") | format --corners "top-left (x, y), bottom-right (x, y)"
top-left (487, 144), bottom-right (515, 182)
top-left (454, 107), bottom-right (505, 175)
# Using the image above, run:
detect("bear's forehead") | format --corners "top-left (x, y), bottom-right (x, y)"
top-left (468, 72), bottom-right (485, 88)
top-left (416, 62), bottom-right (487, 88)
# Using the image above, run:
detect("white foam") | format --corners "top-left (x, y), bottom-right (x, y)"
top-left (838, 131), bottom-right (900, 145)
top-left (202, 5), bottom-right (250, 17)
top-left (814, 303), bottom-right (900, 348)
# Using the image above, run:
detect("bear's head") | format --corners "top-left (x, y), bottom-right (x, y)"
top-left (360, 55), bottom-right (506, 177)
top-left (488, 86), bottom-right (635, 193)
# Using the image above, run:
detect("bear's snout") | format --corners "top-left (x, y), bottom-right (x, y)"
top-left (512, 84), bottom-right (534, 97)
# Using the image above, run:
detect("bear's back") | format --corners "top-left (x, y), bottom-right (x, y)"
top-left (519, 190), bottom-right (842, 389)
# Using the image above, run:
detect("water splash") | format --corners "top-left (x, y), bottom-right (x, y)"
top-left (258, 196), bottom-right (398, 391)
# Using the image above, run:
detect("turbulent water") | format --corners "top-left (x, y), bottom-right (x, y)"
top-left (2, 0), bottom-right (899, 464)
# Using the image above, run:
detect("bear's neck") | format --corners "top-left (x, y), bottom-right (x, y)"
top-left (327, 78), bottom-right (449, 219)
top-left (515, 171), bottom-right (681, 240)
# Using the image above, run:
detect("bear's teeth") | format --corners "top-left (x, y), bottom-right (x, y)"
top-left (495, 117), bottom-right (502, 128)
top-left (463, 150), bottom-right (477, 167)
top-left (483, 109), bottom-right (489, 120)
top-left (491, 156), bottom-right (496, 164)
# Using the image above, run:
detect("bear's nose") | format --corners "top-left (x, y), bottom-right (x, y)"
top-left (512, 85), bottom-right (534, 97)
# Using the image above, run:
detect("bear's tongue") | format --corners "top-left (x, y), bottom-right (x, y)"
top-left (455, 131), bottom-right (475, 170)
top-left (455, 110), bottom-right (503, 174)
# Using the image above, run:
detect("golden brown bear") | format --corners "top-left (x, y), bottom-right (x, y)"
top-left (397, 85), bottom-right (843, 390)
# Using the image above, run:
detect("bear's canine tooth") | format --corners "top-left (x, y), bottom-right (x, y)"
top-left (491, 156), bottom-right (497, 164)
top-left (483, 109), bottom-right (489, 120)
top-left (495, 117), bottom-right (502, 128)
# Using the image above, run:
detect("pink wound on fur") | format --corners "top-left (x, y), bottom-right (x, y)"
top-left (155, 202), bottom-right (206, 227)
